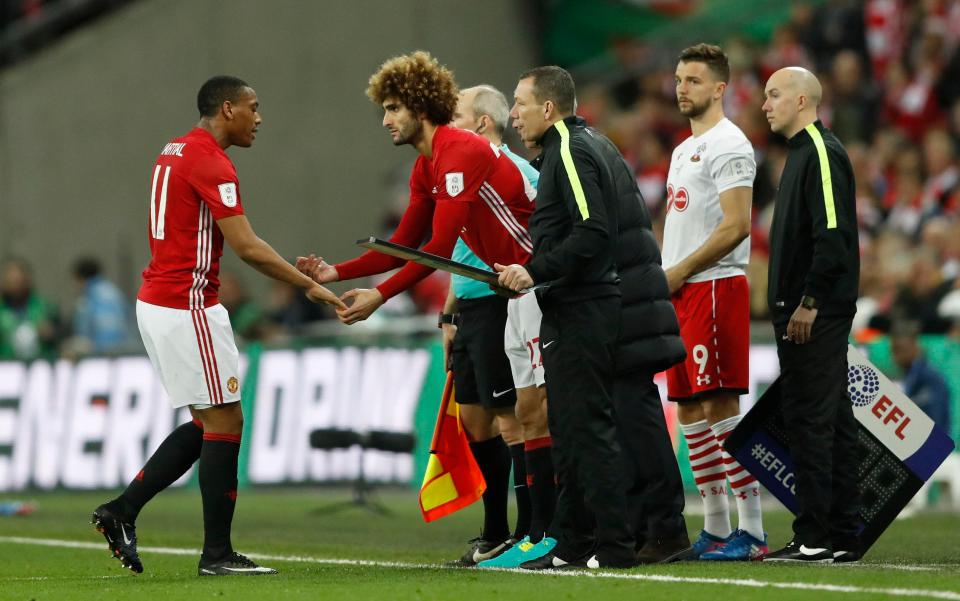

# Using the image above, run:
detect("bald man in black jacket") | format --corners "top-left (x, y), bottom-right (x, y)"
top-left (762, 67), bottom-right (861, 564)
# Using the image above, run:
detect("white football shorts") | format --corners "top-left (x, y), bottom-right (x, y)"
top-left (136, 300), bottom-right (241, 409)
top-left (504, 292), bottom-right (546, 388)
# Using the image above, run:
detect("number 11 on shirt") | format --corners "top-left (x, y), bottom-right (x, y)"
top-left (150, 165), bottom-right (171, 240)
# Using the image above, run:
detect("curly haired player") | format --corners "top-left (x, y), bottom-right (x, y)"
top-left (297, 52), bottom-right (557, 566)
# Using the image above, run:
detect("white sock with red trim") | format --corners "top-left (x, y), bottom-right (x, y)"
top-left (711, 415), bottom-right (764, 541)
top-left (681, 420), bottom-right (731, 538)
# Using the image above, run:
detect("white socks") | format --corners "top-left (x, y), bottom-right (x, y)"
top-left (711, 414), bottom-right (764, 540)
top-left (681, 420), bottom-right (731, 538)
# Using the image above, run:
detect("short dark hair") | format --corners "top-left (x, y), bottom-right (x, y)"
top-left (519, 66), bottom-right (576, 116)
top-left (197, 75), bottom-right (250, 117)
top-left (678, 43), bottom-right (730, 83)
top-left (73, 257), bottom-right (101, 280)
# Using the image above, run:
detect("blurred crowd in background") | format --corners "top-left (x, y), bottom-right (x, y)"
top-left (0, 0), bottom-right (46, 28)
top-left (566, 0), bottom-right (960, 343)
top-left (3, 0), bottom-right (960, 362)
top-left (0, 256), bottom-right (340, 360)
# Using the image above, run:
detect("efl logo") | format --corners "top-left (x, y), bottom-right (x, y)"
top-left (218, 183), bottom-right (238, 208)
top-left (445, 172), bottom-right (464, 197)
top-left (848, 364), bottom-right (881, 407)
top-left (871, 395), bottom-right (911, 440)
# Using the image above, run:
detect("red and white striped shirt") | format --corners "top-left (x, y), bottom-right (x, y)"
top-left (138, 128), bottom-right (245, 309)
top-left (336, 125), bottom-right (535, 299)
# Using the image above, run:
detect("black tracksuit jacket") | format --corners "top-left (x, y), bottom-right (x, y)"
top-left (590, 125), bottom-right (686, 375)
top-left (525, 116), bottom-right (620, 304)
top-left (528, 117), bottom-right (686, 373)
top-left (767, 120), bottom-right (859, 326)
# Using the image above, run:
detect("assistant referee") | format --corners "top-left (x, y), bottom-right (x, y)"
top-left (760, 67), bottom-right (861, 563)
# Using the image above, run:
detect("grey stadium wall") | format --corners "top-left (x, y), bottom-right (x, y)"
top-left (0, 0), bottom-right (537, 305)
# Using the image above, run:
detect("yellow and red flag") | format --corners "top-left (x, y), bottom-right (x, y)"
top-left (419, 371), bottom-right (486, 522)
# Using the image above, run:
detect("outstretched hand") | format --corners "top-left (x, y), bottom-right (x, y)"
top-left (305, 284), bottom-right (347, 310)
top-left (337, 288), bottom-right (385, 325)
top-left (296, 254), bottom-right (339, 284)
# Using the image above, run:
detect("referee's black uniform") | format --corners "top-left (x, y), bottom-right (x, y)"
top-left (767, 120), bottom-right (861, 554)
top-left (525, 115), bottom-right (634, 567)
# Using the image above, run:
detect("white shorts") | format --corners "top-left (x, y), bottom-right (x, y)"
top-left (137, 300), bottom-right (241, 409)
top-left (504, 292), bottom-right (545, 388)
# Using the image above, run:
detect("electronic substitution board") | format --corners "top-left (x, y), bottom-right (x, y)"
top-left (724, 345), bottom-right (955, 551)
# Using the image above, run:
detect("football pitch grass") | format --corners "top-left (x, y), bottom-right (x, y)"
top-left (1, 488), bottom-right (958, 601)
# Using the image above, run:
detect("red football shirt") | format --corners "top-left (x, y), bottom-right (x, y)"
top-left (138, 128), bottom-right (245, 309)
top-left (336, 126), bottom-right (535, 299)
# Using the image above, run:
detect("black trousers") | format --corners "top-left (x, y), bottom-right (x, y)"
top-left (774, 315), bottom-right (861, 549)
top-left (613, 372), bottom-right (686, 547)
top-left (540, 296), bottom-right (635, 563)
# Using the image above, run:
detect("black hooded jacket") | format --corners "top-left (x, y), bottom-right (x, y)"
top-left (531, 117), bottom-right (685, 374)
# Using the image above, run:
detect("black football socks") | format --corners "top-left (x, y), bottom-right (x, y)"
top-left (199, 432), bottom-right (241, 561)
top-left (510, 442), bottom-right (532, 540)
top-left (525, 437), bottom-right (556, 543)
top-left (470, 436), bottom-right (512, 542)
top-left (109, 418), bottom-right (204, 521)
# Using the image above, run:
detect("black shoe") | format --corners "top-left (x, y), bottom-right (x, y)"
top-left (660, 544), bottom-right (701, 563)
top-left (446, 537), bottom-right (513, 567)
top-left (764, 540), bottom-right (833, 563)
top-left (832, 549), bottom-right (862, 563)
top-left (519, 551), bottom-right (582, 570)
top-left (91, 504), bottom-right (143, 574)
top-left (585, 553), bottom-right (638, 569)
top-left (198, 552), bottom-right (278, 576)
top-left (636, 534), bottom-right (691, 564)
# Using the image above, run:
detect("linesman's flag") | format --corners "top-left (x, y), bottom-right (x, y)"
top-left (419, 372), bottom-right (486, 522)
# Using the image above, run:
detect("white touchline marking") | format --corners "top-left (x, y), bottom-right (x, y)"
top-left (0, 536), bottom-right (957, 599)
top-left (3, 575), bottom-right (125, 582)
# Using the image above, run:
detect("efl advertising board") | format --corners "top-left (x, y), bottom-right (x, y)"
top-left (725, 345), bottom-right (955, 551)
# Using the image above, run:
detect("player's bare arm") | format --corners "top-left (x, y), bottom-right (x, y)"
top-left (664, 185), bottom-right (751, 294)
top-left (218, 215), bottom-right (346, 309)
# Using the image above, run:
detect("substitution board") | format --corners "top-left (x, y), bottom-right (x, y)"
top-left (724, 345), bottom-right (955, 552)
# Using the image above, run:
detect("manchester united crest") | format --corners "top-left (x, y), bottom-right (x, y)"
top-left (227, 377), bottom-right (239, 394)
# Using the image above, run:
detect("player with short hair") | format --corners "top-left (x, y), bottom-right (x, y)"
top-left (92, 75), bottom-right (344, 576)
top-left (296, 52), bottom-right (555, 566)
top-left (661, 44), bottom-right (767, 561)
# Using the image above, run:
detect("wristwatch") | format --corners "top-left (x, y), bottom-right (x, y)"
top-left (800, 295), bottom-right (818, 310)
top-left (438, 312), bottom-right (459, 328)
